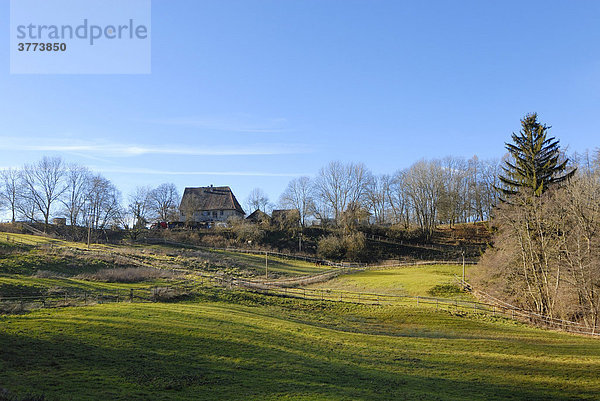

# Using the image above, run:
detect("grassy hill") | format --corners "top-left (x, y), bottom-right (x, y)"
top-left (1, 292), bottom-right (600, 400)
top-left (2, 232), bottom-right (600, 400)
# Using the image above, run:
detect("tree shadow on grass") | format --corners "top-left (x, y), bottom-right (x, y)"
top-left (0, 310), bottom-right (595, 401)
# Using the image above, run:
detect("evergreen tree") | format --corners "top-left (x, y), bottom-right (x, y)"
top-left (499, 113), bottom-right (575, 197)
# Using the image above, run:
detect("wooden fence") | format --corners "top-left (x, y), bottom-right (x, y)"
top-left (0, 281), bottom-right (202, 313)
top-left (232, 280), bottom-right (600, 337)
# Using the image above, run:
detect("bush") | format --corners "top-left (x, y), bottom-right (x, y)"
top-left (317, 235), bottom-right (346, 260)
top-left (427, 284), bottom-right (463, 297)
top-left (318, 233), bottom-right (367, 261)
top-left (343, 232), bottom-right (366, 261)
top-left (77, 267), bottom-right (175, 283)
top-left (230, 221), bottom-right (264, 244)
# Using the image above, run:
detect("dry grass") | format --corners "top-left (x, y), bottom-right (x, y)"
top-left (76, 267), bottom-right (176, 283)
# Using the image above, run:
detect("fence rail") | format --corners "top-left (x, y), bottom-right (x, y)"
top-left (0, 281), bottom-right (202, 313)
top-left (232, 280), bottom-right (600, 337)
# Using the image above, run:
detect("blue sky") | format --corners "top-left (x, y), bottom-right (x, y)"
top-left (1, 0), bottom-right (599, 207)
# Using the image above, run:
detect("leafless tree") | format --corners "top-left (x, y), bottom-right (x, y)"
top-left (279, 176), bottom-right (315, 227)
top-left (128, 186), bottom-right (152, 229)
top-left (20, 157), bottom-right (67, 227)
top-left (61, 164), bottom-right (91, 226)
top-left (83, 175), bottom-right (121, 231)
top-left (389, 170), bottom-right (411, 228)
top-left (246, 188), bottom-right (270, 213)
top-left (149, 183), bottom-right (180, 222)
top-left (0, 168), bottom-right (22, 223)
top-left (402, 159), bottom-right (445, 238)
top-left (365, 174), bottom-right (392, 225)
top-left (314, 161), bottom-right (371, 222)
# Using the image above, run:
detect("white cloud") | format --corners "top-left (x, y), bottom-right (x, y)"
top-left (0, 138), bottom-right (310, 157)
top-left (91, 166), bottom-right (307, 177)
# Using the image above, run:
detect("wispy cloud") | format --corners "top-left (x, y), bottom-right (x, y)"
top-left (0, 138), bottom-right (310, 157)
top-left (91, 166), bottom-right (307, 177)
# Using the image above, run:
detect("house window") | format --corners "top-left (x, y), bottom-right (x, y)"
top-left (213, 211), bottom-right (218, 217)
top-left (220, 211), bottom-right (224, 216)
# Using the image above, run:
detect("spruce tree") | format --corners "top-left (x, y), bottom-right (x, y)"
top-left (499, 113), bottom-right (575, 197)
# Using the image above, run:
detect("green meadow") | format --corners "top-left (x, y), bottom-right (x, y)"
top-left (2, 234), bottom-right (600, 400)
top-left (1, 292), bottom-right (600, 400)
top-left (310, 264), bottom-right (472, 299)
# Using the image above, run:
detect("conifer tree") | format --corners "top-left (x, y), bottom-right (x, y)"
top-left (499, 113), bottom-right (575, 197)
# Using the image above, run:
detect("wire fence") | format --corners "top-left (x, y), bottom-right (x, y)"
top-left (3, 232), bottom-right (598, 337)
top-left (231, 279), bottom-right (600, 337)
top-left (0, 280), bottom-right (205, 314)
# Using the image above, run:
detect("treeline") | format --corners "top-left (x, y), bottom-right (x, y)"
top-left (265, 156), bottom-right (501, 236)
top-left (0, 157), bottom-right (179, 231)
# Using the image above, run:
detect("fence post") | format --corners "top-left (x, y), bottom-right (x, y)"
top-left (130, 289), bottom-right (134, 302)
top-left (417, 296), bottom-right (419, 306)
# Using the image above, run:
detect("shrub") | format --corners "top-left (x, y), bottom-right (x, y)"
top-left (317, 235), bottom-right (346, 260)
top-left (33, 270), bottom-right (64, 279)
top-left (427, 284), bottom-right (463, 297)
top-left (343, 232), bottom-right (366, 261)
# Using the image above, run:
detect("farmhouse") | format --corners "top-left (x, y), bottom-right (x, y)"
top-left (246, 209), bottom-right (271, 224)
top-left (179, 186), bottom-right (245, 224)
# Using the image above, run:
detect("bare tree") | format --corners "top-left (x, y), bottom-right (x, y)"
top-left (365, 174), bottom-right (392, 225)
top-left (149, 183), bottom-right (180, 222)
top-left (61, 164), bottom-right (91, 226)
top-left (128, 186), bottom-right (152, 229)
top-left (83, 175), bottom-right (121, 231)
top-left (402, 160), bottom-right (445, 238)
top-left (246, 188), bottom-right (270, 213)
top-left (389, 170), bottom-right (411, 228)
top-left (279, 176), bottom-right (315, 227)
top-left (314, 161), bottom-right (370, 222)
top-left (21, 157), bottom-right (67, 228)
top-left (0, 168), bottom-right (22, 223)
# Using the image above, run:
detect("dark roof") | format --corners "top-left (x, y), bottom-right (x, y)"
top-left (180, 186), bottom-right (245, 214)
top-left (246, 209), bottom-right (270, 222)
top-left (271, 209), bottom-right (300, 221)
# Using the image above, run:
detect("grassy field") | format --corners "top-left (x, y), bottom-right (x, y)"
top-left (1, 291), bottom-right (600, 400)
top-left (0, 233), bottom-right (329, 279)
top-left (2, 233), bottom-right (600, 400)
top-left (310, 264), bottom-right (472, 299)
top-left (212, 249), bottom-right (328, 277)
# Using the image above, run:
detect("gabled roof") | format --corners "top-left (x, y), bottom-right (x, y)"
top-left (246, 209), bottom-right (270, 222)
top-left (179, 186), bottom-right (245, 214)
